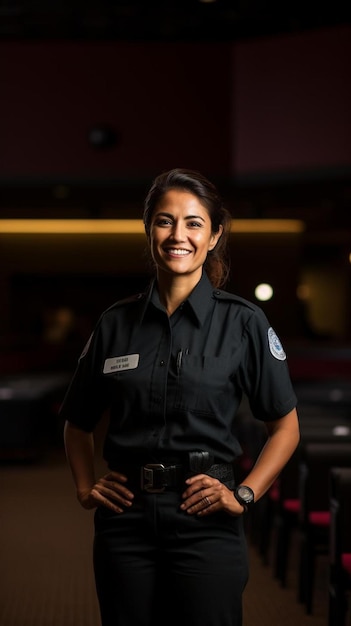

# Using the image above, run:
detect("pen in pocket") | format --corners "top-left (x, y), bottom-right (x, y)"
top-left (176, 348), bottom-right (189, 374)
top-left (176, 350), bottom-right (183, 374)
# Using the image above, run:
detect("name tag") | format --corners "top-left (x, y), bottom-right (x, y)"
top-left (103, 354), bottom-right (139, 374)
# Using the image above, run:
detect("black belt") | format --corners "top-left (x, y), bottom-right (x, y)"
top-left (141, 463), bottom-right (184, 492)
top-left (113, 461), bottom-right (234, 493)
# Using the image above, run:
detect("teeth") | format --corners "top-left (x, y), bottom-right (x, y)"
top-left (168, 249), bottom-right (190, 256)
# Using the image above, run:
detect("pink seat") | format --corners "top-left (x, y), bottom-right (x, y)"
top-left (329, 469), bottom-right (351, 626)
top-left (341, 553), bottom-right (351, 575)
top-left (283, 498), bottom-right (300, 513)
top-left (298, 442), bottom-right (351, 615)
top-left (309, 511), bottom-right (330, 526)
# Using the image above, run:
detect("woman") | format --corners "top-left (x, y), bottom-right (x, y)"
top-left (61, 168), bottom-right (300, 626)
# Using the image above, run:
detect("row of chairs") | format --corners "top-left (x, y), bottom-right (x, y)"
top-left (236, 395), bottom-right (351, 624)
top-left (296, 441), bottom-right (351, 618)
top-left (329, 467), bottom-right (351, 626)
top-left (260, 438), bottom-right (351, 623)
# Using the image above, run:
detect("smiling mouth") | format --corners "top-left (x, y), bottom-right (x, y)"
top-left (165, 248), bottom-right (191, 256)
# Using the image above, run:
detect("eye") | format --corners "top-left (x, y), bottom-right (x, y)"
top-left (154, 217), bottom-right (173, 227)
top-left (187, 220), bottom-right (202, 228)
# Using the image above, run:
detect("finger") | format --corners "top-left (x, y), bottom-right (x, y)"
top-left (197, 498), bottom-right (213, 516)
top-left (198, 496), bottom-right (211, 508)
top-left (181, 492), bottom-right (212, 514)
top-left (105, 471), bottom-right (128, 483)
top-left (95, 479), bottom-right (134, 503)
top-left (99, 485), bottom-right (134, 505)
top-left (183, 475), bottom-right (215, 497)
top-left (185, 473), bottom-right (208, 485)
top-left (99, 477), bottom-right (134, 496)
top-left (91, 489), bottom-right (125, 513)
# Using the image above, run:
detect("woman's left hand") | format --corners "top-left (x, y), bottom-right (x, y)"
top-left (180, 474), bottom-right (245, 517)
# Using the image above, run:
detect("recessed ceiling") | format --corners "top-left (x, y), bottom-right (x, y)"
top-left (1, 1), bottom-right (350, 247)
top-left (0, 0), bottom-right (350, 41)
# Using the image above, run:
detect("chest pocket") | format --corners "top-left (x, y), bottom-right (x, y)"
top-left (174, 354), bottom-right (236, 414)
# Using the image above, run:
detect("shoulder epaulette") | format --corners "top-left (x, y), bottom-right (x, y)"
top-left (103, 291), bottom-right (146, 314)
top-left (212, 289), bottom-right (257, 312)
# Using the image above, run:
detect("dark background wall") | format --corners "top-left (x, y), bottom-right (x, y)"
top-left (233, 26), bottom-right (351, 175)
top-left (1, 27), bottom-right (350, 179)
top-left (0, 24), bottom-right (350, 374)
top-left (0, 41), bottom-right (232, 177)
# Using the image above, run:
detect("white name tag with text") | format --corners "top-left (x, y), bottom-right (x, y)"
top-left (103, 354), bottom-right (140, 374)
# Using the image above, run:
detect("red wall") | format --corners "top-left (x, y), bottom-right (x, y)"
top-left (1, 26), bottom-right (350, 180)
top-left (0, 41), bottom-right (232, 178)
top-left (233, 26), bottom-right (351, 176)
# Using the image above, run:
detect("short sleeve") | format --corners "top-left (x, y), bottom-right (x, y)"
top-left (59, 325), bottom-right (109, 431)
top-left (238, 307), bottom-right (297, 421)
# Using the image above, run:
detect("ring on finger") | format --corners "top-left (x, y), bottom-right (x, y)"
top-left (204, 496), bottom-right (211, 507)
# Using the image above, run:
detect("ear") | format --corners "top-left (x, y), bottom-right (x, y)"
top-left (208, 224), bottom-right (223, 251)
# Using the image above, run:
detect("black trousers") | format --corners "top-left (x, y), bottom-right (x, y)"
top-left (93, 490), bottom-right (249, 626)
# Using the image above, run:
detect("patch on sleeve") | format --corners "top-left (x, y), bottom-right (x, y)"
top-left (268, 327), bottom-right (286, 361)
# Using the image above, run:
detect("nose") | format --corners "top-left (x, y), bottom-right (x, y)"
top-left (170, 221), bottom-right (186, 241)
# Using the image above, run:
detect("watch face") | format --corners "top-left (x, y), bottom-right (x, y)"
top-left (237, 485), bottom-right (254, 504)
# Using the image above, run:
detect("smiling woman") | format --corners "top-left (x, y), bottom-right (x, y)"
top-left (143, 168), bottom-right (232, 294)
top-left (147, 189), bottom-right (224, 314)
top-left (60, 167), bottom-right (300, 626)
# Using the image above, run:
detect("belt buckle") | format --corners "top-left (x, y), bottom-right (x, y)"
top-left (141, 463), bottom-right (166, 493)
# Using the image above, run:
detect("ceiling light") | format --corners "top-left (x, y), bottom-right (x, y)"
top-left (0, 218), bottom-right (305, 235)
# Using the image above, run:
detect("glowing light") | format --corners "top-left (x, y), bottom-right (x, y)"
top-left (230, 219), bottom-right (304, 234)
top-left (255, 283), bottom-right (273, 301)
top-left (0, 218), bottom-right (305, 235)
top-left (0, 219), bottom-right (145, 234)
top-left (296, 284), bottom-right (311, 300)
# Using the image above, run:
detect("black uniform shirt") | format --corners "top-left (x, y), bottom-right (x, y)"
top-left (59, 271), bottom-right (297, 465)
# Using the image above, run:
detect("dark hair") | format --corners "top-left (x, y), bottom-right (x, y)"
top-left (143, 168), bottom-right (231, 288)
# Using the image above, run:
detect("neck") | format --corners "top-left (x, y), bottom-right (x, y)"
top-left (156, 271), bottom-right (201, 316)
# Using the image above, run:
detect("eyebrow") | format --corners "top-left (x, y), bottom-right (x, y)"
top-left (155, 211), bottom-right (206, 223)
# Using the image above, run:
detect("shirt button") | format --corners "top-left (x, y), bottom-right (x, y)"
top-left (159, 360), bottom-right (165, 366)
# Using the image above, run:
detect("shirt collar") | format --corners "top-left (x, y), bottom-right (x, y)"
top-left (139, 272), bottom-right (215, 327)
top-left (186, 271), bottom-right (215, 326)
top-left (137, 280), bottom-right (155, 325)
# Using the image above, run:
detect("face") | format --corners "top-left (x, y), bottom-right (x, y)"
top-left (149, 189), bottom-right (223, 281)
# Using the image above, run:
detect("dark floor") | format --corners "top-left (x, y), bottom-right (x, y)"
top-left (0, 445), bottom-right (347, 626)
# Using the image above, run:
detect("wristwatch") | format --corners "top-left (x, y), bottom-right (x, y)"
top-left (234, 485), bottom-right (255, 512)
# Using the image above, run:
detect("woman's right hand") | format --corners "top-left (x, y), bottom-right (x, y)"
top-left (77, 471), bottom-right (135, 514)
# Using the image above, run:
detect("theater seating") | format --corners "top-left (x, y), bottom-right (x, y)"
top-left (273, 412), bottom-right (351, 588)
top-left (297, 441), bottom-right (351, 614)
top-left (329, 467), bottom-right (351, 626)
top-left (273, 447), bottom-right (300, 586)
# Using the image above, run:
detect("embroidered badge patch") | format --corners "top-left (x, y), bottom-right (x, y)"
top-left (268, 327), bottom-right (286, 361)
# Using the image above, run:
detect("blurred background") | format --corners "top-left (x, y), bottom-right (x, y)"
top-left (1, 4), bottom-right (351, 626)
top-left (0, 1), bottom-right (351, 439)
